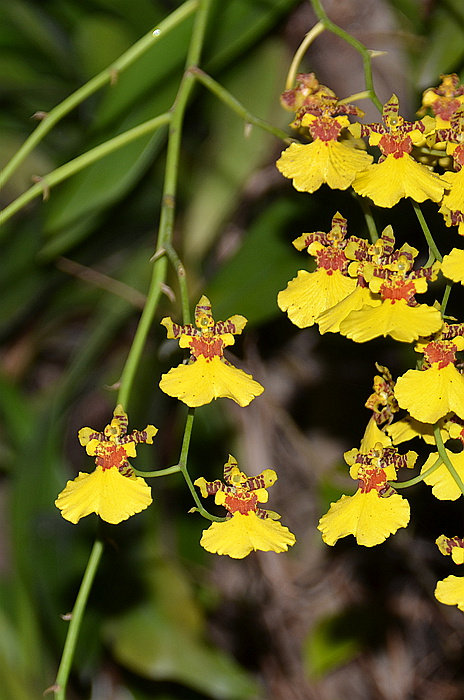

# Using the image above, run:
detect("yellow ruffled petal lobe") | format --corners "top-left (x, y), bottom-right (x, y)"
top-left (55, 466), bottom-right (152, 524)
top-left (159, 355), bottom-right (264, 407)
top-left (276, 140), bottom-right (372, 193)
top-left (199, 512), bottom-right (296, 559)
top-left (317, 489), bottom-right (410, 547)
top-left (339, 299), bottom-right (442, 343)
top-left (278, 268), bottom-right (356, 328)
top-left (317, 286), bottom-right (380, 334)
top-left (435, 576), bottom-right (464, 611)
top-left (352, 154), bottom-right (445, 208)
top-left (421, 450), bottom-right (464, 500)
top-left (386, 417), bottom-right (437, 445)
top-left (441, 168), bottom-right (464, 213)
top-left (395, 363), bottom-right (464, 423)
top-left (442, 248), bottom-right (464, 285)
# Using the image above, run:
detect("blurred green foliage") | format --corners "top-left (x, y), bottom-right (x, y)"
top-left (1, 0), bottom-right (464, 698)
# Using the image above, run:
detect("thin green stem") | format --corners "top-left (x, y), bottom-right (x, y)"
top-left (434, 424), bottom-right (464, 497)
top-left (441, 282), bottom-right (453, 318)
top-left (0, 0), bottom-right (198, 189)
top-left (116, 0), bottom-right (214, 411)
top-left (189, 68), bottom-right (292, 142)
top-left (392, 455), bottom-right (442, 489)
top-left (134, 464), bottom-right (181, 477)
top-left (154, 243), bottom-right (191, 325)
top-left (177, 409), bottom-right (223, 521)
top-left (0, 113), bottom-right (171, 229)
top-left (411, 200), bottom-right (442, 263)
top-left (285, 22), bottom-right (325, 89)
top-left (53, 539), bottom-right (104, 700)
top-left (355, 193), bottom-right (378, 243)
top-left (310, 0), bottom-right (382, 113)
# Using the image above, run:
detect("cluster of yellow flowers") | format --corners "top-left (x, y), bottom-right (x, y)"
top-left (276, 72), bottom-right (464, 611)
top-left (55, 296), bottom-right (295, 559)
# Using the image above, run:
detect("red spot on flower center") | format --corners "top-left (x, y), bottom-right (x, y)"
top-left (379, 278), bottom-right (415, 302)
top-left (190, 336), bottom-right (224, 361)
top-left (379, 133), bottom-right (412, 158)
top-left (309, 116), bottom-right (343, 142)
top-left (424, 340), bottom-right (457, 368)
top-left (95, 444), bottom-right (128, 471)
top-left (316, 247), bottom-right (348, 273)
top-left (224, 491), bottom-right (258, 514)
top-left (358, 466), bottom-right (388, 494)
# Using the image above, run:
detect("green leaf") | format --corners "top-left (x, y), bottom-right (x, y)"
top-left (105, 559), bottom-right (259, 699)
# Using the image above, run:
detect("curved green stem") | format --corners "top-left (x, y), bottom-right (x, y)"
top-left (284, 21), bottom-right (325, 89)
top-left (134, 464), bottom-right (181, 478)
top-left (0, 113), bottom-right (171, 229)
top-left (116, 0), bottom-right (214, 411)
top-left (0, 0), bottom-right (198, 190)
top-left (154, 243), bottom-right (191, 325)
top-left (189, 68), bottom-right (292, 142)
top-left (392, 455), bottom-right (442, 489)
top-left (53, 539), bottom-right (104, 700)
top-left (310, 0), bottom-right (382, 113)
top-left (434, 424), bottom-right (464, 497)
top-left (177, 409), bottom-right (223, 521)
top-left (411, 200), bottom-right (442, 264)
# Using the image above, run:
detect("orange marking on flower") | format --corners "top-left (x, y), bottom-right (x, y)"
top-left (95, 444), bottom-right (129, 471)
top-left (424, 340), bottom-right (457, 368)
top-left (379, 278), bottom-right (416, 302)
top-left (358, 466), bottom-right (388, 494)
top-left (224, 491), bottom-right (258, 514)
top-left (379, 133), bottom-right (412, 158)
top-left (189, 336), bottom-right (224, 360)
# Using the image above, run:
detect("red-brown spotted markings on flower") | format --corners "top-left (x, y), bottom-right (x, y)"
top-left (224, 491), bottom-right (258, 515)
top-left (316, 247), bottom-right (349, 274)
top-left (189, 336), bottom-right (224, 361)
top-left (424, 340), bottom-right (458, 369)
top-left (358, 466), bottom-right (389, 494)
top-left (379, 278), bottom-right (417, 303)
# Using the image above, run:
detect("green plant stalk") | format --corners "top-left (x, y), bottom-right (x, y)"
top-left (190, 68), bottom-right (292, 143)
top-left (53, 539), bottom-right (104, 700)
top-left (310, 0), bottom-right (382, 113)
top-left (434, 424), bottom-right (464, 496)
top-left (355, 193), bottom-right (378, 243)
top-left (117, 0), bottom-right (214, 411)
top-left (134, 464), bottom-right (181, 477)
top-left (441, 282), bottom-right (453, 318)
top-left (392, 455), bottom-right (442, 489)
top-left (0, 113), bottom-right (171, 229)
top-left (177, 409), bottom-right (224, 521)
top-left (0, 0), bottom-right (198, 190)
top-left (411, 200), bottom-right (442, 263)
top-left (155, 242), bottom-right (191, 324)
top-left (285, 22), bottom-right (325, 89)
